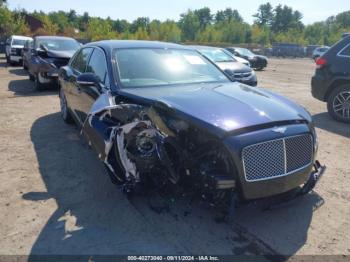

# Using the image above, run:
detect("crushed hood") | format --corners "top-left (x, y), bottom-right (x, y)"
top-left (46, 50), bottom-right (76, 59)
top-left (120, 82), bottom-right (311, 132)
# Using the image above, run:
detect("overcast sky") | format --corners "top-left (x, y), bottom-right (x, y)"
top-left (8, 0), bottom-right (347, 25)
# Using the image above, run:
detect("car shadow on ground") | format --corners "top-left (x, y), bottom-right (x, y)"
top-left (313, 112), bottom-right (350, 138)
top-left (0, 60), bottom-right (7, 68)
top-left (9, 68), bottom-right (28, 76)
top-left (8, 79), bottom-right (57, 97)
top-left (26, 112), bottom-right (324, 258)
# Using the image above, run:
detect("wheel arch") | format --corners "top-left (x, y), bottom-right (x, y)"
top-left (325, 78), bottom-right (350, 101)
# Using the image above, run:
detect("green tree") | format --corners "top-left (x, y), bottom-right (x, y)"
top-left (194, 7), bottom-right (212, 29)
top-left (335, 11), bottom-right (350, 27)
top-left (130, 17), bottom-right (150, 33)
top-left (215, 8), bottom-right (243, 23)
top-left (253, 2), bottom-right (274, 26)
top-left (179, 9), bottom-right (200, 41)
top-left (86, 17), bottom-right (116, 41)
top-left (48, 11), bottom-right (70, 33)
top-left (113, 19), bottom-right (130, 33)
top-left (0, 6), bottom-right (30, 36)
top-left (251, 24), bottom-right (271, 45)
top-left (271, 4), bottom-right (304, 33)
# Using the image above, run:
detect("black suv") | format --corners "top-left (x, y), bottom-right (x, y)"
top-left (312, 36), bottom-right (350, 123)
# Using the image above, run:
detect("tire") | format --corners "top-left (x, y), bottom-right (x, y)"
top-left (59, 88), bottom-right (74, 124)
top-left (327, 84), bottom-right (350, 123)
top-left (34, 74), bottom-right (45, 91)
top-left (29, 73), bottom-right (35, 81)
top-left (23, 60), bottom-right (28, 70)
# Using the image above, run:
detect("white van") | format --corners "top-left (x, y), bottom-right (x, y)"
top-left (5, 35), bottom-right (33, 65)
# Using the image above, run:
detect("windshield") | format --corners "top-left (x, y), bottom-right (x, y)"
top-left (197, 48), bottom-right (236, 63)
top-left (236, 48), bottom-right (254, 57)
top-left (12, 39), bottom-right (27, 46)
top-left (114, 48), bottom-right (229, 88)
top-left (36, 39), bottom-right (80, 51)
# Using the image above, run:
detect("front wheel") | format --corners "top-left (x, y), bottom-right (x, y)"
top-left (59, 88), bottom-right (74, 124)
top-left (327, 84), bottom-right (350, 123)
top-left (34, 74), bottom-right (45, 91)
top-left (23, 60), bottom-right (28, 70)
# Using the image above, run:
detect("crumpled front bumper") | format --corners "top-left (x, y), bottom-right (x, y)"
top-left (300, 160), bottom-right (326, 195)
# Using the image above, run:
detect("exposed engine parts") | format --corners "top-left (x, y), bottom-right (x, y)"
top-left (83, 93), bottom-right (237, 207)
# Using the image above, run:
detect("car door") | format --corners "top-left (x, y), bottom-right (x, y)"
top-left (78, 47), bottom-right (110, 121)
top-left (65, 47), bottom-right (93, 125)
top-left (78, 47), bottom-right (111, 156)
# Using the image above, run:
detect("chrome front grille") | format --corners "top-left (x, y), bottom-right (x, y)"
top-left (233, 72), bottom-right (252, 79)
top-left (242, 134), bottom-right (313, 182)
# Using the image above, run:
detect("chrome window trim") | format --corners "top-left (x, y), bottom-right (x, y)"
top-left (242, 134), bottom-right (314, 182)
top-left (337, 43), bottom-right (350, 58)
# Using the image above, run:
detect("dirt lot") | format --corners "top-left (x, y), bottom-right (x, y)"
top-left (0, 56), bottom-right (349, 257)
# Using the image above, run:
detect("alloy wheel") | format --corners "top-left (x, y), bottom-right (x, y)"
top-left (333, 91), bottom-right (350, 119)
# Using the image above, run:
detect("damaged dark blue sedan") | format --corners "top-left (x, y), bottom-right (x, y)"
top-left (58, 40), bottom-right (325, 210)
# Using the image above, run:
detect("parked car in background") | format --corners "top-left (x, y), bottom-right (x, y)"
top-left (271, 43), bottom-right (305, 58)
top-left (5, 35), bottom-right (33, 65)
top-left (223, 49), bottom-right (251, 67)
top-left (191, 45), bottom-right (257, 86)
top-left (311, 35), bottom-right (350, 123)
top-left (226, 47), bottom-right (268, 70)
top-left (312, 46), bottom-right (330, 61)
top-left (26, 36), bottom-right (81, 90)
top-left (58, 40), bottom-right (324, 209)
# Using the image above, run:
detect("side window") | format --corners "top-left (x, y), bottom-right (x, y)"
top-left (86, 48), bottom-right (110, 86)
top-left (339, 44), bottom-right (350, 57)
top-left (71, 47), bottom-right (93, 73)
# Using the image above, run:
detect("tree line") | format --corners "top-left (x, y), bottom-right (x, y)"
top-left (1, 1), bottom-right (350, 46)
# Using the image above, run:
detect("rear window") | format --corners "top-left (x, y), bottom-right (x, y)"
top-left (339, 44), bottom-right (350, 56)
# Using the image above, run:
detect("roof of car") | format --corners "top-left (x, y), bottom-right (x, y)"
top-left (11, 35), bottom-right (32, 40)
top-left (34, 36), bottom-right (76, 40)
top-left (187, 45), bottom-right (221, 50)
top-left (85, 40), bottom-right (187, 50)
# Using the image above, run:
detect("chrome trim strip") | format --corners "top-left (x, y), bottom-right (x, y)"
top-left (337, 43), bottom-right (350, 58)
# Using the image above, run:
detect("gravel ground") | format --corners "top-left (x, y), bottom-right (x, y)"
top-left (0, 56), bottom-right (349, 258)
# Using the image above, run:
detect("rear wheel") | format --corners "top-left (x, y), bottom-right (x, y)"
top-left (59, 88), bottom-right (74, 124)
top-left (327, 84), bottom-right (350, 123)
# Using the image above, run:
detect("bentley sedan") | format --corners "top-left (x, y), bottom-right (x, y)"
top-left (58, 40), bottom-right (324, 210)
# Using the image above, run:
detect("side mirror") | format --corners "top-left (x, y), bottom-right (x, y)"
top-left (36, 48), bottom-right (47, 57)
top-left (77, 73), bottom-right (100, 88)
top-left (39, 44), bottom-right (48, 52)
